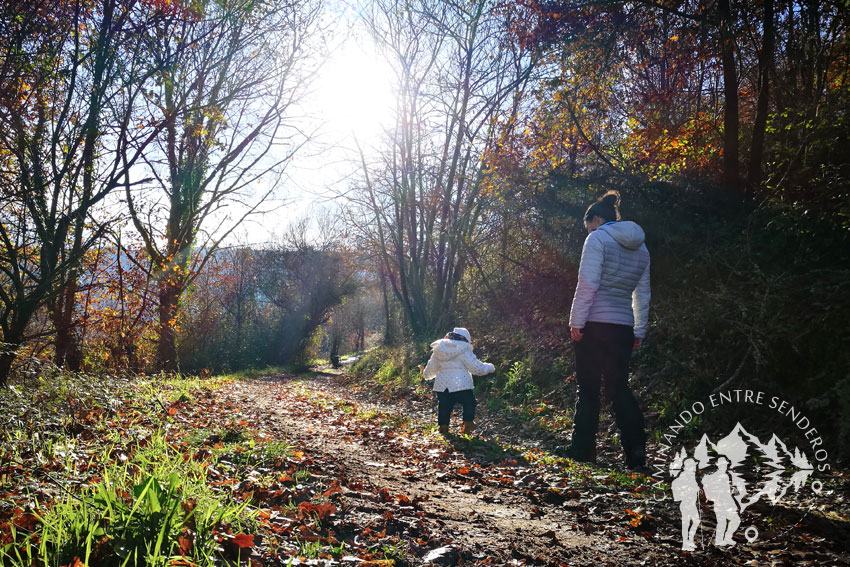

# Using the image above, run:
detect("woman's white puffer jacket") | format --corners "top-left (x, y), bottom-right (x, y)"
top-left (569, 221), bottom-right (651, 338)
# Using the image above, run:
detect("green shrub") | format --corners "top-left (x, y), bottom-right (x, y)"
top-left (501, 361), bottom-right (541, 404)
top-left (351, 344), bottom-right (429, 395)
top-left (458, 181), bottom-right (850, 455)
top-left (349, 348), bottom-right (384, 380)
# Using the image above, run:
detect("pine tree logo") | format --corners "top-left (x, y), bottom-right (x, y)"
top-left (668, 423), bottom-right (815, 551)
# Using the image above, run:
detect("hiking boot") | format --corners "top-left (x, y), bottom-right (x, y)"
top-left (563, 445), bottom-right (596, 464)
top-left (461, 421), bottom-right (475, 435)
top-left (628, 464), bottom-right (653, 476)
top-left (438, 425), bottom-right (450, 435)
top-left (625, 449), bottom-right (647, 470)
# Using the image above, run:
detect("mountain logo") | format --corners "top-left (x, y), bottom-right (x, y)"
top-left (668, 422), bottom-right (816, 551)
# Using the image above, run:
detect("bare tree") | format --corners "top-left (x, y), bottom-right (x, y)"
top-left (351, 0), bottom-right (533, 338)
top-left (125, 0), bottom-right (321, 371)
top-left (0, 0), bottom-right (181, 385)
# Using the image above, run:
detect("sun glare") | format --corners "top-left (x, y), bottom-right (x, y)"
top-left (315, 40), bottom-right (396, 146)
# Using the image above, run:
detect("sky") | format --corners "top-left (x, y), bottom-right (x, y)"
top-left (231, 3), bottom-right (397, 246)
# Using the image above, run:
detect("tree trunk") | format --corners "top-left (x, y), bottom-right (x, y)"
top-left (53, 323), bottom-right (82, 372)
top-left (51, 276), bottom-right (83, 371)
top-left (0, 349), bottom-right (15, 387)
top-left (330, 331), bottom-right (340, 368)
top-left (356, 311), bottom-right (365, 352)
top-left (718, 0), bottom-right (740, 191)
top-left (748, 0), bottom-right (774, 192)
top-left (233, 296), bottom-right (245, 367)
top-left (0, 301), bottom-right (41, 386)
top-left (157, 278), bottom-right (181, 373)
top-left (379, 265), bottom-right (394, 345)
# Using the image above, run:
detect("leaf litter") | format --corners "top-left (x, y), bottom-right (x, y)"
top-left (1, 370), bottom-right (848, 566)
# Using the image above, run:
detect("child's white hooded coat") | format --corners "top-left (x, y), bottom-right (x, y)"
top-left (423, 339), bottom-right (495, 392)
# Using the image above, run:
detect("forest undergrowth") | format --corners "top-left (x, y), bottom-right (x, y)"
top-left (10, 363), bottom-right (845, 566)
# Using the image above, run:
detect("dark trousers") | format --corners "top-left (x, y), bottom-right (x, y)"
top-left (437, 389), bottom-right (476, 425)
top-left (570, 322), bottom-right (646, 466)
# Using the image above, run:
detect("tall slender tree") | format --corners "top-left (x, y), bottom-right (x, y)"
top-left (747, 0), bottom-right (775, 191)
top-left (0, 0), bottom-right (180, 385)
top-left (353, 0), bottom-right (533, 338)
top-left (125, 0), bottom-right (321, 371)
top-left (717, 0), bottom-right (740, 190)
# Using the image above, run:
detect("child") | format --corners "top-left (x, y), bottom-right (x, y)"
top-left (422, 327), bottom-right (495, 435)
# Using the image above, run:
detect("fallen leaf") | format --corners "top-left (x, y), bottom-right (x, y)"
top-left (12, 511), bottom-right (40, 531)
top-left (315, 502), bottom-right (336, 521)
top-left (178, 534), bottom-right (193, 555)
top-left (232, 533), bottom-right (254, 548)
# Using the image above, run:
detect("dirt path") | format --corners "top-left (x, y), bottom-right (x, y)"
top-left (225, 371), bottom-right (849, 566)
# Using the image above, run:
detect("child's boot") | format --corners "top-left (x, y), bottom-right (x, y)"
top-left (461, 421), bottom-right (475, 435)
top-left (438, 425), bottom-right (450, 435)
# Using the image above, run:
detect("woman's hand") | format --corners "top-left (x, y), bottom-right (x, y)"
top-left (570, 327), bottom-right (583, 342)
top-left (633, 338), bottom-right (642, 350)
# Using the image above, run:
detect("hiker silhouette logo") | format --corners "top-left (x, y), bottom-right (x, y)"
top-left (667, 423), bottom-right (818, 551)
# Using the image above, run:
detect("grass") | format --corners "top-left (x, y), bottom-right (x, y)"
top-left (376, 540), bottom-right (408, 563)
top-left (547, 455), bottom-right (661, 497)
top-left (350, 344), bottom-right (429, 398)
top-left (1, 356), bottom-right (669, 566)
top-left (2, 428), bottom-right (257, 567)
top-left (0, 367), bottom-right (299, 567)
top-left (444, 433), bottom-right (525, 461)
top-left (211, 364), bottom-right (301, 381)
top-left (331, 399), bottom-right (356, 414)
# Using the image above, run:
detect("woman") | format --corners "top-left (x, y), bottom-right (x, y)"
top-left (566, 190), bottom-right (650, 469)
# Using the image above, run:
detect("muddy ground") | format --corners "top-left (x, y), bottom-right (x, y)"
top-left (225, 369), bottom-right (850, 567)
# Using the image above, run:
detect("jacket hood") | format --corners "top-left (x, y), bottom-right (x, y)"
top-left (430, 338), bottom-right (471, 361)
top-left (598, 221), bottom-right (645, 250)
